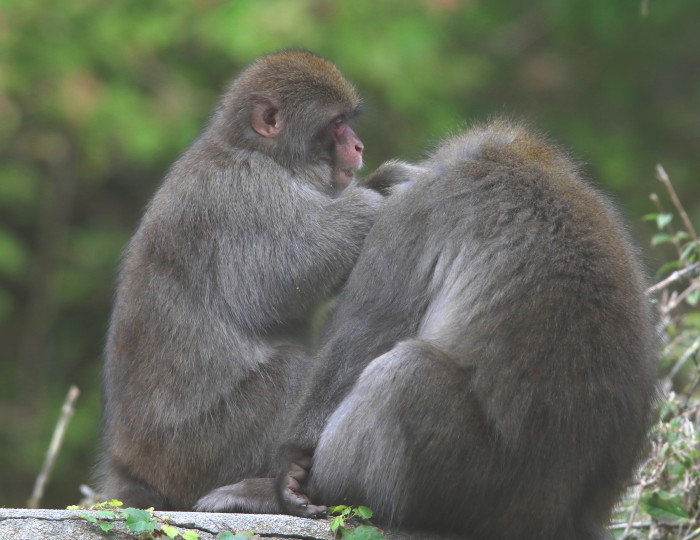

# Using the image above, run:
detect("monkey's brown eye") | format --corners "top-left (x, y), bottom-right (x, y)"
top-left (332, 116), bottom-right (345, 126)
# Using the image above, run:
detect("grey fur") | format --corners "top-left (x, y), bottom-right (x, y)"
top-left (279, 120), bottom-right (659, 539)
top-left (98, 51), bottom-right (382, 510)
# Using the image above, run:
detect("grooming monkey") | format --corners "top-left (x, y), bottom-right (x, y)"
top-left (99, 50), bottom-right (384, 510)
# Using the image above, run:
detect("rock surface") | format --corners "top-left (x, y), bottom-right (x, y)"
top-left (0, 508), bottom-right (460, 539)
top-left (0, 508), bottom-right (334, 539)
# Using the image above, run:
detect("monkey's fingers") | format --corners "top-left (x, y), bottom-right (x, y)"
top-left (282, 466), bottom-right (327, 518)
top-left (298, 502), bottom-right (327, 519)
top-left (293, 454), bottom-right (313, 470)
top-left (288, 461), bottom-right (310, 483)
top-left (281, 484), bottom-right (327, 518)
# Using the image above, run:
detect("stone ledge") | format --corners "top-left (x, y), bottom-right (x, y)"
top-left (0, 508), bottom-right (460, 539)
top-left (0, 508), bottom-right (334, 540)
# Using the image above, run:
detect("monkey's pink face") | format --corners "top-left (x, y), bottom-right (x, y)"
top-left (331, 118), bottom-right (363, 189)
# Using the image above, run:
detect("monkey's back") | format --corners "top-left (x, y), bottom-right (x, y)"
top-left (340, 121), bottom-right (658, 537)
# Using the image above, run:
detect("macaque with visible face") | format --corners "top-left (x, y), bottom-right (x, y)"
top-left (98, 50), bottom-right (384, 511)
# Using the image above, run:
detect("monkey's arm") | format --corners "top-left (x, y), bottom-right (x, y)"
top-left (214, 161), bottom-right (382, 333)
top-left (268, 183), bottom-right (383, 318)
top-left (362, 160), bottom-right (425, 196)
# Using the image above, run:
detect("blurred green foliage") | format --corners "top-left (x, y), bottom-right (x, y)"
top-left (1, 0), bottom-right (699, 509)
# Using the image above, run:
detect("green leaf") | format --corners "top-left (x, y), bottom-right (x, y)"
top-left (641, 491), bottom-right (689, 523)
top-left (161, 523), bottom-right (180, 538)
top-left (92, 499), bottom-right (123, 509)
top-left (99, 522), bottom-right (115, 532)
top-left (66, 505), bottom-right (80, 510)
top-left (122, 507), bottom-right (156, 533)
top-left (127, 520), bottom-right (156, 534)
top-left (80, 513), bottom-right (97, 523)
top-left (345, 525), bottom-right (387, 540)
top-left (355, 506), bottom-right (374, 520)
top-left (331, 515), bottom-right (345, 533)
top-left (656, 213), bottom-right (673, 229)
top-left (182, 531), bottom-right (200, 540)
top-left (217, 533), bottom-right (236, 540)
top-left (123, 507), bottom-right (152, 520)
top-left (651, 233), bottom-right (673, 246)
top-left (0, 227), bottom-right (28, 279)
top-left (329, 505), bottom-right (349, 515)
top-left (686, 290), bottom-right (700, 306)
top-left (642, 213), bottom-right (659, 222)
top-left (655, 260), bottom-right (681, 278)
top-left (680, 241), bottom-right (700, 263)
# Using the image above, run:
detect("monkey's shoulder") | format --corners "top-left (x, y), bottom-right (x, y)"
top-left (423, 123), bottom-right (614, 220)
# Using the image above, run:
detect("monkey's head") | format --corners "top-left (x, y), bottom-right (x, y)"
top-left (214, 50), bottom-right (364, 189)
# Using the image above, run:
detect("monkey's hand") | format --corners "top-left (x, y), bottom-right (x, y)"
top-left (277, 452), bottom-right (327, 519)
top-left (363, 159), bottom-right (425, 196)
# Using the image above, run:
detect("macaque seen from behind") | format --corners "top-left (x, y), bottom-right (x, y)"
top-left (277, 120), bottom-right (658, 539)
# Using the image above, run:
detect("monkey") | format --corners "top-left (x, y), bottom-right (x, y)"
top-left (97, 50), bottom-right (386, 511)
top-left (273, 119), bottom-right (658, 539)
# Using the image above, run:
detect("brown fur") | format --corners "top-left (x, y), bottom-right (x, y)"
top-left (98, 50), bottom-right (383, 510)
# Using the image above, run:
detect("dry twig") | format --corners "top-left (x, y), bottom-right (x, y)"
top-left (657, 164), bottom-right (698, 242)
top-left (28, 385), bottom-right (80, 509)
top-left (647, 262), bottom-right (700, 295)
top-left (662, 281), bottom-right (700, 315)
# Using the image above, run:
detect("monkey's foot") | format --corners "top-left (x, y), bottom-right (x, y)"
top-left (280, 457), bottom-right (327, 519)
top-left (194, 478), bottom-right (281, 514)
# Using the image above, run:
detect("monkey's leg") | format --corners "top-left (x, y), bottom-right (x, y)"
top-left (98, 464), bottom-right (169, 510)
top-left (192, 345), bottom-right (313, 514)
top-left (307, 339), bottom-right (611, 540)
top-left (193, 478), bottom-right (281, 513)
top-left (307, 339), bottom-right (487, 531)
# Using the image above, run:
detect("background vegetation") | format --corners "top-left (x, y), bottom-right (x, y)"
top-left (1, 0), bottom-right (698, 534)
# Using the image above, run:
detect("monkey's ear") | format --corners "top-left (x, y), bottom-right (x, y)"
top-left (251, 96), bottom-right (282, 138)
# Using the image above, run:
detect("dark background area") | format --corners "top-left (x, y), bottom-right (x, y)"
top-left (1, 0), bottom-right (698, 509)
